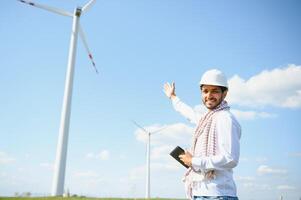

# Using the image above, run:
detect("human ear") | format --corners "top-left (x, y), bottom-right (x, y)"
top-left (222, 90), bottom-right (228, 100)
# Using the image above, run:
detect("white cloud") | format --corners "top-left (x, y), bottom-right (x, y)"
top-left (242, 183), bottom-right (272, 190)
top-left (239, 157), bottom-right (249, 162)
top-left (70, 171), bottom-right (106, 190)
top-left (86, 150), bottom-right (110, 160)
top-left (98, 150), bottom-right (110, 160)
top-left (237, 176), bottom-right (273, 191)
top-left (277, 185), bottom-right (296, 190)
top-left (193, 105), bottom-right (207, 116)
top-left (17, 168), bottom-right (25, 172)
top-left (232, 109), bottom-right (277, 120)
top-left (236, 176), bottom-right (255, 181)
top-left (151, 144), bottom-right (174, 160)
top-left (237, 156), bottom-right (268, 163)
top-left (255, 157), bottom-right (268, 163)
top-left (86, 152), bottom-right (95, 159)
top-left (151, 162), bottom-right (180, 171)
top-left (119, 154), bottom-right (127, 160)
top-left (191, 105), bottom-right (276, 121)
top-left (135, 123), bottom-right (193, 173)
top-left (0, 172), bottom-right (7, 177)
top-left (24, 153), bottom-right (31, 159)
top-left (135, 122), bottom-right (193, 146)
top-left (39, 162), bottom-right (54, 170)
top-left (73, 171), bottom-right (100, 178)
top-left (0, 152), bottom-right (15, 164)
top-left (242, 182), bottom-right (254, 188)
top-left (257, 165), bottom-right (287, 175)
top-left (227, 64), bottom-right (301, 108)
top-left (289, 152), bottom-right (301, 157)
top-left (129, 161), bottom-right (180, 182)
top-left (129, 165), bottom-right (145, 181)
top-left (131, 123), bottom-right (194, 184)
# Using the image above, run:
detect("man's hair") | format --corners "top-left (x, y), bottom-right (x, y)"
top-left (220, 86), bottom-right (228, 93)
top-left (200, 85), bottom-right (228, 93)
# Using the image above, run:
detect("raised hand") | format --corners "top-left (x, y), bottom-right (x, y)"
top-left (163, 82), bottom-right (176, 99)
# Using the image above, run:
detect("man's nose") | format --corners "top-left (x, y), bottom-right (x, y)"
top-left (207, 92), bottom-right (214, 98)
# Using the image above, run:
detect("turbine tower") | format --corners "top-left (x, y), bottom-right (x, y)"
top-left (132, 121), bottom-right (167, 199)
top-left (18, 0), bottom-right (98, 196)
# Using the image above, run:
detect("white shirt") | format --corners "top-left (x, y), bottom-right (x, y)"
top-left (172, 97), bottom-right (241, 197)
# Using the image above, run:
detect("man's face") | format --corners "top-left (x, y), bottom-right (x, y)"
top-left (201, 85), bottom-right (227, 110)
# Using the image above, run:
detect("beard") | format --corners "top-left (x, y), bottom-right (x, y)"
top-left (203, 97), bottom-right (224, 110)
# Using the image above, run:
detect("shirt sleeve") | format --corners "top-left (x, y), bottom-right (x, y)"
top-left (171, 97), bottom-right (199, 124)
top-left (191, 112), bottom-right (241, 171)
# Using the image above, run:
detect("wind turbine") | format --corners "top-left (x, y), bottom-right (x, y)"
top-left (18, 0), bottom-right (98, 196)
top-left (132, 121), bottom-right (167, 199)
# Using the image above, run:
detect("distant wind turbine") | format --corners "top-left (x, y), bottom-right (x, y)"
top-left (18, 0), bottom-right (98, 196)
top-left (132, 121), bottom-right (167, 199)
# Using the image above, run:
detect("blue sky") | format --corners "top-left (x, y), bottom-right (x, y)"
top-left (0, 0), bottom-right (301, 199)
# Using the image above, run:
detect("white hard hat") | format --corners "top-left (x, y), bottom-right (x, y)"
top-left (199, 69), bottom-right (228, 88)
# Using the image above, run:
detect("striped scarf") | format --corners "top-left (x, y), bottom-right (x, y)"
top-left (184, 100), bottom-right (230, 199)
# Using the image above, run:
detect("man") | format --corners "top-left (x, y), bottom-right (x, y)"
top-left (163, 69), bottom-right (241, 200)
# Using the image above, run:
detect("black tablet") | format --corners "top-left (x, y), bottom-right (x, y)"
top-left (169, 146), bottom-right (189, 168)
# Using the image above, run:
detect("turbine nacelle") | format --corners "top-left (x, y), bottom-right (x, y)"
top-left (75, 7), bottom-right (82, 17)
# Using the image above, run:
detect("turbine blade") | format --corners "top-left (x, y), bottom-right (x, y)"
top-left (151, 126), bottom-right (168, 135)
top-left (18, 0), bottom-right (73, 17)
top-left (132, 120), bottom-right (148, 134)
top-left (82, 0), bottom-right (96, 13)
top-left (79, 24), bottom-right (98, 74)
